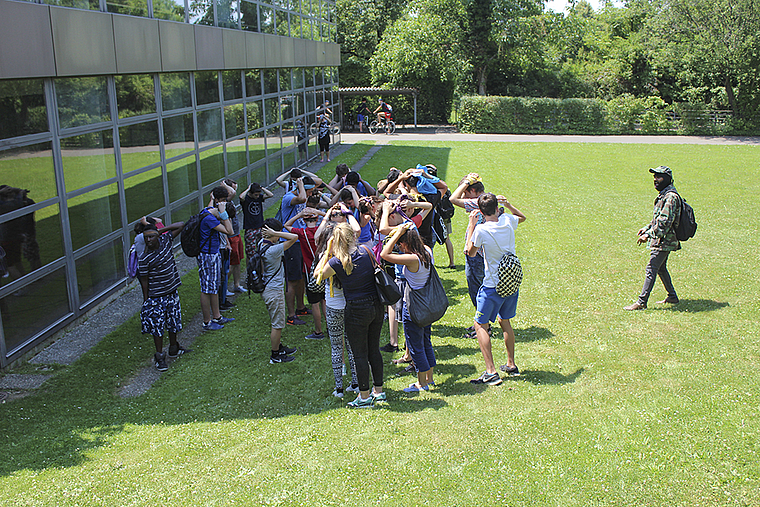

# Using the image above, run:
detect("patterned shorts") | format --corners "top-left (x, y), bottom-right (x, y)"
top-left (197, 252), bottom-right (221, 294)
top-left (140, 291), bottom-right (182, 337)
top-left (244, 228), bottom-right (262, 260)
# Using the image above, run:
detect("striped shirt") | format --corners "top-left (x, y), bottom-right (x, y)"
top-left (138, 233), bottom-right (181, 298)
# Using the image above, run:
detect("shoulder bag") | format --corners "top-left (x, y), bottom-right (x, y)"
top-left (361, 245), bottom-right (402, 306)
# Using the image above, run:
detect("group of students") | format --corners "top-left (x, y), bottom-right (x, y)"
top-left (136, 162), bottom-right (527, 407)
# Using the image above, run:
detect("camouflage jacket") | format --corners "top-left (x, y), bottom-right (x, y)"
top-left (643, 184), bottom-right (681, 251)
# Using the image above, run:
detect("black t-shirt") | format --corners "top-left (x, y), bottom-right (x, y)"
top-left (328, 248), bottom-right (377, 300)
top-left (242, 193), bottom-right (266, 230)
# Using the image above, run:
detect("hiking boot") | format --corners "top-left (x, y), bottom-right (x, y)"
top-left (167, 345), bottom-right (191, 358)
top-left (270, 351), bottom-right (295, 364)
top-left (656, 296), bottom-right (679, 304)
top-left (278, 344), bottom-right (298, 355)
top-left (203, 321), bottom-right (224, 331)
top-left (347, 395), bottom-right (374, 408)
top-left (287, 316), bottom-right (307, 326)
top-left (379, 343), bottom-right (399, 352)
top-left (154, 352), bottom-right (168, 372)
top-left (499, 364), bottom-right (520, 376)
top-left (470, 371), bottom-right (503, 386)
top-left (295, 307), bottom-right (312, 316)
top-left (623, 302), bottom-right (646, 311)
top-left (305, 331), bottom-right (325, 340)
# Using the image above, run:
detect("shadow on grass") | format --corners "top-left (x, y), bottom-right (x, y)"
top-left (513, 367), bottom-right (585, 386)
top-left (660, 299), bottom-right (729, 313)
top-left (440, 277), bottom-right (469, 307)
top-left (515, 326), bottom-right (554, 343)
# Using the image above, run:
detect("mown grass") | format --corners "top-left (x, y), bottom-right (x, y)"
top-left (1, 141), bottom-right (759, 506)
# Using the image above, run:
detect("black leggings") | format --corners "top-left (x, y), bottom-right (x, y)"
top-left (343, 297), bottom-right (384, 391)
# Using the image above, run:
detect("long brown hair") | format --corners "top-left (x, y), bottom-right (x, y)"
top-left (396, 227), bottom-right (431, 269)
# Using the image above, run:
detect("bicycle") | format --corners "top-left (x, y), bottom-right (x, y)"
top-left (369, 115), bottom-right (396, 135)
top-left (309, 118), bottom-right (341, 136)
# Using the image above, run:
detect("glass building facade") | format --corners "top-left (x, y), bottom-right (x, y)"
top-left (0, 0), bottom-right (340, 367)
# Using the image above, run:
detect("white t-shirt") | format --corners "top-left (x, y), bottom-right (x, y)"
top-left (472, 213), bottom-right (519, 288)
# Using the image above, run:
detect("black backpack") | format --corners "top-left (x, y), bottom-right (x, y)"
top-left (670, 192), bottom-right (697, 242)
top-left (247, 243), bottom-right (278, 294)
top-left (180, 209), bottom-right (211, 257)
top-left (437, 189), bottom-right (455, 220)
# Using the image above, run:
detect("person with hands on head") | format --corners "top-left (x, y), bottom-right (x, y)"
top-left (239, 182), bottom-right (274, 260)
top-left (139, 221), bottom-right (188, 372)
top-left (276, 167), bottom-right (324, 192)
top-left (259, 220), bottom-right (300, 364)
top-left (315, 202), bottom-right (361, 241)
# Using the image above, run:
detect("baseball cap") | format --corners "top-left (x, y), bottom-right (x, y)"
top-left (649, 165), bottom-right (672, 176)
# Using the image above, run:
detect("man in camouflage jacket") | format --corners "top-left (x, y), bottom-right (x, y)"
top-left (624, 166), bottom-right (681, 310)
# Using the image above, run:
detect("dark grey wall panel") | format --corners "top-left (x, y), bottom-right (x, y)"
top-left (114, 15), bottom-right (161, 74)
top-left (195, 25), bottom-right (224, 70)
top-left (158, 21), bottom-right (196, 72)
top-left (0, 0), bottom-right (56, 79)
top-left (51, 7), bottom-right (117, 76)
top-left (222, 29), bottom-right (247, 69)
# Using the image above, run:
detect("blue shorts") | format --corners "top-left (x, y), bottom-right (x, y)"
top-left (357, 114), bottom-right (366, 123)
top-left (197, 252), bottom-right (221, 294)
top-left (141, 291), bottom-right (182, 337)
top-left (475, 286), bottom-right (519, 325)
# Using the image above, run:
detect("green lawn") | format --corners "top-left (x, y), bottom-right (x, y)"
top-left (1, 141), bottom-right (759, 506)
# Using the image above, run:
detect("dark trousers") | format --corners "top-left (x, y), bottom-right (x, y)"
top-left (638, 249), bottom-right (677, 305)
top-left (344, 297), bottom-right (385, 391)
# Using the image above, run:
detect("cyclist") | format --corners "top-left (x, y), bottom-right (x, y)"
top-left (374, 98), bottom-right (392, 125)
top-left (356, 98), bottom-right (371, 132)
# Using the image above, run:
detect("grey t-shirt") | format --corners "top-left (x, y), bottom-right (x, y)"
top-left (261, 241), bottom-right (285, 292)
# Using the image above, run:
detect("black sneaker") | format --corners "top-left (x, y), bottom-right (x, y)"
top-left (270, 351), bottom-right (295, 364)
top-left (470, 371), bottom-right (502, 386)
top-left (379, 343), bottom-right (399, 353)
top-left (154, 352), bottom-right (168, 372)
top-left (167, 345), bottom-right (191, 358)
top-left (499, 364), bottom-right (520, 376)
top-left (279, 344), bottom-right (298, 355)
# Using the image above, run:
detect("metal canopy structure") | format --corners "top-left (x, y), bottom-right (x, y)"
top-left (339, 87), bottom-right (420, 129)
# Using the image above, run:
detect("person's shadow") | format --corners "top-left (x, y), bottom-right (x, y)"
top-left (660, 299), bottom-right (729, 313)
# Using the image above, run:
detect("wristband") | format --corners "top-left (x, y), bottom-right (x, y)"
top-left (219, 211), bottom-right (229, 220)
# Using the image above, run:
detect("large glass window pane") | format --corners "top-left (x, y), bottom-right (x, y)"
top-left (61, 131), bottom-right (116, 194)
top-left (56, 77), bottom-right (110, 130)
top-left (1, 267), bottom-right (70, 356)
top-left (291, 15), bottom-right (302, 38)
top-left (260, 6), bottom-right (275, 34)
top-left (76, 239), bottom-right (124, 305)
top-left (305, 68), bottom-right (314, 88)
top-left (124, 167), bottom-right (165, 223)
top-left (263, 70), bottom-right (278, 95)
top-left (68, 183), bottom-right (121, 251)
top-left (115, 74), bottom-right (156, 119)
top-left (217, 0), bottom-right (240, 28)
top-left (222, 71), bottom-right (243, 102)
top-left (163, 113), bottom-right (195, 158)
top-left (172, 199), bottom-right (200, 225)
top-left (279, 69), bottom-right (292, 92)
top-left (295, 92), bottom-right (304, 117)
top-left (42, 0), bottom-right (98, 9)
top-left (119, 121), bottom-right (160, 175)
top-left (195, 72), bottom-right (220, 106)
top-left (224, 104), bottom-right (245, 139)
top-left (0, 203), bottom-right (62, 283)
top-left (294, 118), bottom-right (308, 164)
top-left (246, 100), bottom-right (263, 132)
top-left (245, 70), bottom-right (261, 97)
top-left (197, 108), bottom-right (223, 148)
top-left (0, 79), bottom-right (48, 140)
top-left (240, 1), bottom-right (259, 32)
top-left (189, 0), bottom-right (214, 25)
top-left (265, 127), bottom-right (281, 153)
top-left (292, 68), bottom-right (304, 90)
top-left (280, 95), bottom-right (294, 121)
top-left (160, 73), bottom-right (192, 111)
top-left (265, 98), bottom-right (279, 125)
top-left (199, 146), bottom-right (225, 187)
top-left (106, 0), bottom-right (148, 16)
top-left (0, 143), bottom-right (56, 205)
top-left (276, 9), bottom-right (289, 36)
top-left (226, 138), bottom-right (248, 174)
top-left (248, 131), bottom-right (265, 166)
top-left (153, 0), bottom-right (185, 21)
top-left (167, 155), bottom-right (198, 203)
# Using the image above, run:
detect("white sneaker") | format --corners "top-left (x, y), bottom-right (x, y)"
top-left (342, 364), bottom-right (346, 376)
top-left (346, 385), bottom-right (359, 393)
top-left (332, 390), bottom-right (344, 398)
top-left (235, 286), bottom-right (247, 293)
top-left (226, 290), bottom-right (235, 297)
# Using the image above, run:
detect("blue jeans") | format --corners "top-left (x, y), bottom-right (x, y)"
top-left (220, 249), bottom-right (231, 304)
top-left (465, 252), bottom-right (485, 308)
top-left (402, 303), bottom-right (436, 372)
top-left (343, 297), bottom-right (385, 392)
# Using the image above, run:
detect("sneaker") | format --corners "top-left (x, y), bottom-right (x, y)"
top-left (347, 395), bottom-right (374, 408)
top-left (295, 307), bottom-right (312, 316)
top-left (234, 285), bottom-right (247, 293)
top-left (214, 316), bottom-right (235, 325)
top-left (226, 290), bottom-right (236, 297)
top-left (379, 343), bottom-right (399, 353)
top-left (371, 391), bottom-right (387, 402)
top-left (332, 389), bottom-right (344, 398)
top-left (470, 371), bottom-right (503, 386)
top-left (270, 351), bottom-right (295, 364)
top-left (462, 326), bottom-right (475, 339)
top-left (287, 316), bottom-right (307, 326)
top-left (203, 321), bottom-right (224, 331)
top-left (402, 383), bottom-right (429, 393)
top-left (167, 345), bottom-right (191, 358)
top-left (342, 364), bottom-right (346, 377)
top-left (305, 331), bottom-right (325, 340)
top-left (220, 300), bottom-right (236, 309)
top-left (346, 385), bottom-right (360, 393)
top-left (278, 344), bottom-right (298, 355)
top-left (499, 364), bottom-right (520, 376)
top-left (154, 352), bottom-right (168, 372)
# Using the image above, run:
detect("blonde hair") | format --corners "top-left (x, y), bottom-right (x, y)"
top-left (316, 222), bottom-right (356, 282)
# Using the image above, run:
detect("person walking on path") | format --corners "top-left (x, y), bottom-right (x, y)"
top-left (624, 165), bottom-right (682, 310)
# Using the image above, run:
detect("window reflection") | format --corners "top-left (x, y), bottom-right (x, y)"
top-left (224, 104), bottom-right (245, 139)
top-left (265, 98), bottom-right (280, 125)
top-left (56, 77), bottom-right (110, 130)
top-left (292, 68), bottom-right (304, 90)
top-left (294, 118), bottom-right (307, 163)
top-left (245, 70), bottom-right (262, 97)
top-left (172, 199), bottom-right (199, 225)
top-left (153, 0), bottom-right (185, 21)
top-left (222, 70), bottom-right (244, 102)
top-left (167, 155), bottom-right (198, 203)
top-left (115, 75), bottom-right (156, 119)
top-left (0, 79), bottom-right (48, 140)
top-left (291, 15), bottom-right (302, 38)
top-left (280, 95), bottom-right (294, 121)
top-left (217, 0), bottom-right (241, 29)
top-left (41, 0), bottom-right (99, 9)
top-left (260, 6), bottom-right (275, 34)
top-left (0, 143), bottom-right (56, 204)
top-left (124, 167), bottom-right (164, 223)
top-left (197, 108), bottom-right (223, 148)
top-left (161, 73), bottom-right (192, 111)
top-left (226, 138), bottom-right (248, 173)
top-left (199, 146), bottom-right (225, 187)
top-left (248, 131), bottom-right (266, 165)
top-left (1, 267), bottom-right (70, 356)
top-left (163, 113), bottom-right (195, 158)
top-left (119, 121), bottom-right (160, 175)
top-left (189, 0), bottom-right (215, 25)
top-left (195, 71), bottom-right (220, 106)
top-left (263, 70), bottom-right (278, 95)
top-left (76, 239), bottom-right (124, 305)
top-left (276, 9), bottom-right (290, 36)
top-left (106, 0), bottom-right (148, 16)
top-left (240, 1), bottom-right (259, 32)
top-left (279, 69), bottom-right (292, 92)
top-left (68, 183), bottom-right (121, 251)
top-left (246, 100), bottom-right (263, 132)
top-left (265, 127), bottom-right (281, 153)
top-left (61, 130), bottom-right (116, 194)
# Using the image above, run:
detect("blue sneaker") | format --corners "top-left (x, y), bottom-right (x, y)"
top-left (347, 395), bottom-right (374, 408)
top-left (214, 316), bottom-right (235, 325)
top-left (402, 383), bottom-right (429, 393)
top-left (203, 321), bottom-right (224, 331)
top-left (370, 391), bottom-right (387, 402)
